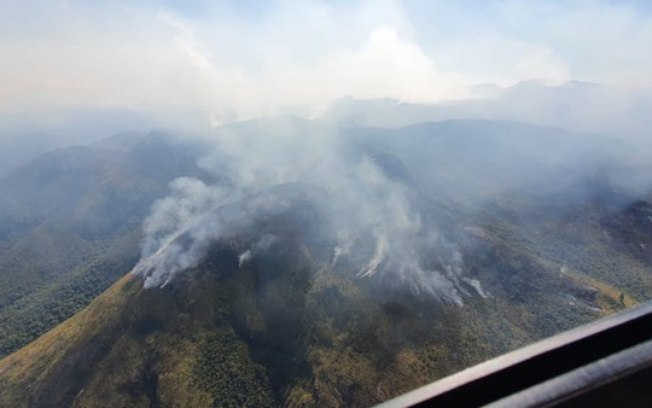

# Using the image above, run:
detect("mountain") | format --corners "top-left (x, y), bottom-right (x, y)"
top-left (0, 119), bottom-right (651, 406)
top-left (0, 106), bottom-right (218, 178)
top-left (0, 131), bottom-right (208, 357)
top-left (325, 81), bottom-right (652, 141)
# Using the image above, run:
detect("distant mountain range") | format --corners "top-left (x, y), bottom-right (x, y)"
top-left (325, 80), bottom-right (652, 140)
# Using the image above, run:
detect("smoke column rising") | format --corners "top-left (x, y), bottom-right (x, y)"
top-left (132, 117), bottom-right (483, 304)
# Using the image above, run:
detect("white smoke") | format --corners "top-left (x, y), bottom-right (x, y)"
top-left (359, 233), bottom-right (388, 278)
top-left (330, 244), bottom-right (350, 268)
top-left (238, 250), bottom-right (252, 268)
top-left (463, 278), bottom-right (489, 299)
top-left (132, 117), bottom-right (482, 304)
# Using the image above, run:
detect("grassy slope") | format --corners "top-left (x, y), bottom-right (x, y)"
top-left (0, 133), bottom-right (205, 358)
top-left (0, 228), bottom-right (141, 356)
top-left (1, 195), bottom-right (649, 408)
top-left (0, 267), bottom-right (276, 407)
top-left (1, 121), bottom-right (650, 406)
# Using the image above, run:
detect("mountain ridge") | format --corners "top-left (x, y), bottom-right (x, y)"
top-left (1, 118), bottom-right (651, 406)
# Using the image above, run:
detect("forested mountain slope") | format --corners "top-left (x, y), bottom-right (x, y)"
top-left (0, 132), bottom-right (207, 357)
top-left (1, 119), bottom-right (651, 407)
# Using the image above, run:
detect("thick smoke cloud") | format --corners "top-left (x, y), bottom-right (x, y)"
top-left (132, 118), bottom-right (484, 304)
top-left (131, 107), bottom-right (652, 301)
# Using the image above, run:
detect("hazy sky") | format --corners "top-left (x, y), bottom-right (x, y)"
top-left (1, 0), bottom-right (652, 124)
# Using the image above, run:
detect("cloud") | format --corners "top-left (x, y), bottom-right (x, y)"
top-left (408, 0), bottom-right (652, 87)
top-left (0, 0), bottom-right (651, 127)
top-left (154, 10), bottom-right (468, 122)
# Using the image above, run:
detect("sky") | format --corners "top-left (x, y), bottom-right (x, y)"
top-left (1, 0), bottom-right (652, 125)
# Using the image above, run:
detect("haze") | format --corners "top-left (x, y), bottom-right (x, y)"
top-left (2, 0), bottom-right (652, 129)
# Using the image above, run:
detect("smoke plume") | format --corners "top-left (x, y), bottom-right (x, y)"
top-left (132, 117), bottom-right (481, 304)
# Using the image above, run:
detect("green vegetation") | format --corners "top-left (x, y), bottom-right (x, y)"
top-left (4, 205), bottom-right (648, 407)
top-left (1, 123), bottom-right (652, 406)
top-left (0, 228), bottom-right (141, 357)
top-left (193, 329), bottom-right (276, 407)
top-left (0, 133), bottom-right (206, 358)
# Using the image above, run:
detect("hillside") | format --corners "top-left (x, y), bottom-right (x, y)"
top-left (1, 119), bottom-right (651, 406)
top-left (0, 131), bottom-right (207, 357)
top-left (1, 180), bottom-right (650, 407)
